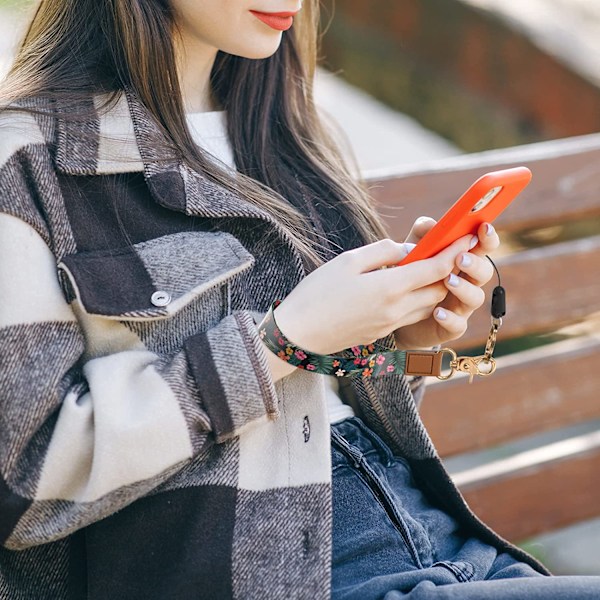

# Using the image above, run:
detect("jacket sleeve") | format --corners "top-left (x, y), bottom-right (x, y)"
top-left (0, 206), bottom-right (279, 551)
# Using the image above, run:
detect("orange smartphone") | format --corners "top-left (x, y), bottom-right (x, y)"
top-left (398, 166), bottom-right (532, 266)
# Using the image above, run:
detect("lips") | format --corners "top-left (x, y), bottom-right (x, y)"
top-left (249, 10), bottom-right (299, 31)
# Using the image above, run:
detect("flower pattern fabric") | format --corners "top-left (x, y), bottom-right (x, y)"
top-left (259, 300), bottom-right (407, 378)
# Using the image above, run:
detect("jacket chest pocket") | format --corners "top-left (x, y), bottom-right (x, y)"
top-left (58, 231), bottom-right (255, 350)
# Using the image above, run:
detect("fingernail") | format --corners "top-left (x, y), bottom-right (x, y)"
top-left (469, 235), bottom-right (478, 250)
top-left (403, 242), bottom-right (417, 254)
top-left (460, 253), bottom-right (472, 268)
top-left (435, 308), bottom-right (447, 321)
top-left (485, 223), bottom-right (496, 236)
top-left (447, 273), bottom-right (460, 287)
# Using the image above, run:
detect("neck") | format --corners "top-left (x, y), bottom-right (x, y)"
top-left (174, 30), bottom-right (220, 113)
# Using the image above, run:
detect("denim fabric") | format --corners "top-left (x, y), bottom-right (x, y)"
top-left (331, 417), bottom-right (600, 599)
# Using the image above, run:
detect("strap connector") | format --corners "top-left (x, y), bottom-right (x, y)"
top-left (404, 350), bottom-right (445, 377)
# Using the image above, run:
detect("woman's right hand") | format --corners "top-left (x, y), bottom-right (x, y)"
top-left (272, 235), bottom-right (476, 355)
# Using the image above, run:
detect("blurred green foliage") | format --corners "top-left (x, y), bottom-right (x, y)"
top-left (0, 0), bottom-right (34, 8)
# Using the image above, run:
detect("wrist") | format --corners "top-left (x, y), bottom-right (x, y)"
top-left (253, 311), bottom-right (297, 383)
top-left (272, 298), bottom-right (329, 355)
top-left (258, 301), bottom-right (418, 379)
top-left (262, 339), bottom-right (297, 382)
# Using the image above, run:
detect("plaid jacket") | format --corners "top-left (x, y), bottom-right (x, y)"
top-left (0, 91), bottom-right (549, 599)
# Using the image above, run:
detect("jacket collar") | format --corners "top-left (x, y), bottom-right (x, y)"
top-left (53, 89), bottom-right (288, 227)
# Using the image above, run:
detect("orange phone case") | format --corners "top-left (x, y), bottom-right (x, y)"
top-left (397, 167), bottom-right (532, 266)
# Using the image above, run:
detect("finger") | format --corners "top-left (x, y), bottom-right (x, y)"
top-left (388, 283), bottom-right (449, 329)
top-left (455, 251), bottom-right (494, 287)
top-left (404, 216), bottom-right (437, 245)
top-left (395, 234), bottom-right (476, 290)
top-left (444, 273), bottom-right (486, 315)
top-left (433, 307), bottom-right (468, 338)
top-left (344, 238), bottom-right (414, 273)
top-left (394, 281), bottom-right (448, 313)
top-left (379, 280), bottom-right (448, 328)
top-left (471, 222), bottom-right (500, 255)
top-left (391, 303), bottom-right (441, 331)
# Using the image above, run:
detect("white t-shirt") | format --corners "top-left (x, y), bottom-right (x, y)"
top-left (186, 111), bottom-right (236, 171)
top-left (185, 110), bottom-right (355, 424)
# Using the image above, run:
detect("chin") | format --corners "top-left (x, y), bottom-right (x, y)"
top-left (225, 37), bottom-right (283, 60)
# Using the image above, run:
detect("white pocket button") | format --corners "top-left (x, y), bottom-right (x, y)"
top-left (151, 290), bottom-right (171, 307)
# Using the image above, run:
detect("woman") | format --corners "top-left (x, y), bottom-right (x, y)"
top-left (0, 1), bottom-right (598, 598)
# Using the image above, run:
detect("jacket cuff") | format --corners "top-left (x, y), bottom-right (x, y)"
top-left (184, 311), bottom-right (279, 443)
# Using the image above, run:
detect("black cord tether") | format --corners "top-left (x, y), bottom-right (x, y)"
top-left (486, 255), bottom-right (506, 320)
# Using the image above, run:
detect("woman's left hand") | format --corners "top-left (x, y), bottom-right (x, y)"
top-left (393, 217), bottom-right (500, 349)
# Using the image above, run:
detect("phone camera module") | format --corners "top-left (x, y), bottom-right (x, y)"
top-left (470, 186), bottom-right (503, 213)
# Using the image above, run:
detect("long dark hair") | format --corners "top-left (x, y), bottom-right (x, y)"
top-left (1, 0), bottom-right (389, 268)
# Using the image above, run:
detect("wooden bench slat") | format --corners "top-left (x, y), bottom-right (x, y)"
top-left (455, 432), bottom-right (600, 541)
top-left (420, 336), bottom-right (600, 457)
top-left (451, 235), bottom-right (600, 350)
top-left (453, 430), bottom-right (600, 489)
top-left (367, 135), bottom-right (600, 239)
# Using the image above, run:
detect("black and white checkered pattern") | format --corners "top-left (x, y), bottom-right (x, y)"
top-left (0, 92), bottom-right (549, 599)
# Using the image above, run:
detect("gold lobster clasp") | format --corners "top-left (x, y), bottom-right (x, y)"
top-left (437, 349), bottom-right (497, 384)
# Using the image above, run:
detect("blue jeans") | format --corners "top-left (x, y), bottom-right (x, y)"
top-left (331, 417), bottom-right (600, 599)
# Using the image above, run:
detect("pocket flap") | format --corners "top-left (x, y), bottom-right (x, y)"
top-left (58, 231), bottom-right (255, 320)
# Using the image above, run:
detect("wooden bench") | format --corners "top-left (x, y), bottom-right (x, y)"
top-left (365, 132), bottom-right (600, 543)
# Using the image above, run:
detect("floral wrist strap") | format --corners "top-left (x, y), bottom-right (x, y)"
top-left (257, 300), bottom-right (442, 379)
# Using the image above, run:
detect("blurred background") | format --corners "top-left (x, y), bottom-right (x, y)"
top-left (2, 0), bottom-right (599, 577)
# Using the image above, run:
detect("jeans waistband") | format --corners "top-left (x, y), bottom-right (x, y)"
top-left (331, 417), bottom-right (397, 468)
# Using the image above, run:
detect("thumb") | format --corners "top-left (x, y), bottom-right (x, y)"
top-left (405, 216), bottom-right (437, 245)
top-left (349, 238), bottom-right (415, 273)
